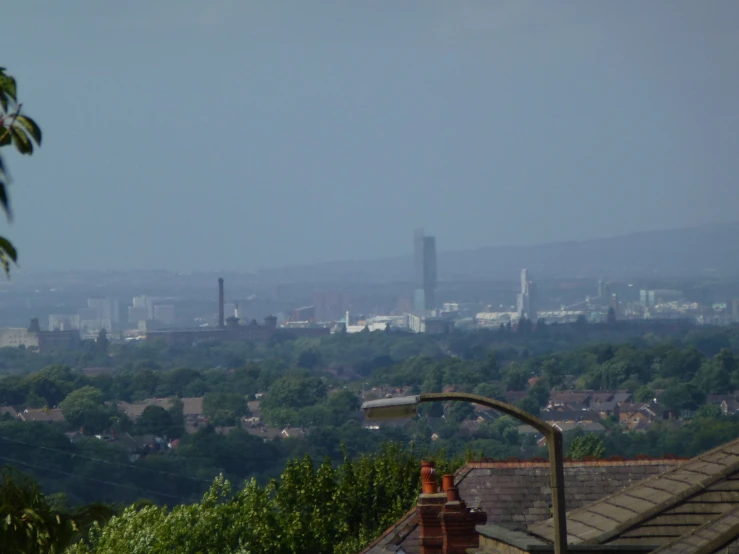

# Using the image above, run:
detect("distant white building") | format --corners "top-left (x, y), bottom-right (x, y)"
top-left (153, 305), bottom-right (176, 325)
top-left (49, 314), bottom-right (80, 331)
top-left (0, 328), bottom-right (39, 348)
top-left (516, 269), bottom-right (537, 320)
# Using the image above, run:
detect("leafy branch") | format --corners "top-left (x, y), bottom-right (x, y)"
top-left (0, 67), bottom-right (42, 275)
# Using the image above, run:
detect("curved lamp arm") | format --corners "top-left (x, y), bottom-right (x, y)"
top-left (420, 392), bottom-right (554, 436)
top-left (361, 391), bottom-right (569, 553)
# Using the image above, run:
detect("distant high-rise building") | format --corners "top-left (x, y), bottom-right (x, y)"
top-left (131, 295), bottom-right (153, 321)
top-left (86, 297), bottom-right (120, 329)
top-left (49, 314), bottom-right (80, 331)
top-left (516, 269), bottom-right (537, 321)
top-left (413, 228), bottom-right (437, 313)
top-left (313, 291), bottom-right (350, 322)
top-left (153, 305), bottom-right (176, 326)
top-left (291, 306), bottom-right (316, 323)
top-left (598, 279), bottom-right (611, 303)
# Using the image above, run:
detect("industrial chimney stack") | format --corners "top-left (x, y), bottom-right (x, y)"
top-left (218, 278), bottom-right (225, 328)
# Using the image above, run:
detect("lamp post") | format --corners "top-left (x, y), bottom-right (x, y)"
top-left (361, 392), bottom-right (568, 554)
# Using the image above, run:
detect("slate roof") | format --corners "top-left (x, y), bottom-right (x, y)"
top-left (118, 397), bottom-right (205, 420)
top-left (540, 409), bottom-right (599, 423)
top-left (247, 400), bottom-right (261, 415)
top-left (361, 508), bottom-right (419, 554)
top-left (180, 397), bottom-right (204, 417)
top-left (362, 458), bottom-right (681, 554)
top-left (612, 392), bottom-right (634, 404)
top-left (550, 391), bottom-right (592, 405)
top-left (589, 392), bottom-right (616, 403)
top-left (118, 398), bottom-right (171, 420)
top-left (517, 425), bottom-right (543, 435)
top-left (528, 436), bottom-right (739, 548)
top-left (243, 426), bottom-right (281, 440)
top-left (593, 401), bottom-right (620, 413)
top-left (0, 406), bottom-right (18, 418)
top-left (649, 505), bottom-right (739, 554)
top-left (505, 391), bottom-right (528, 404)
top-left (553, 421), bottom-right (606, 433)
top-left (18, 408), bottom-right (65, 423)
top-left (706, 395), bottom-right (735, 406)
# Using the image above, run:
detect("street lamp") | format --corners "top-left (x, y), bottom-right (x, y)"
top-left (361, 392), bottom-right (568, 554)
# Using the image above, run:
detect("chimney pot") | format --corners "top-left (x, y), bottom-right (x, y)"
top-left (421, 461), bottom-right (437, 494)
top-left (445, 486), bottom-right (460, 503)
top-left (442, 474), bottom-right (455, 493)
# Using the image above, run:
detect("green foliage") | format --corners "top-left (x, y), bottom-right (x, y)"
top-left (202, 392), bottom-right (250, 426)
top-left (96, 330), bottom-right (110, 355)
top-left (473, 382), bottom-right (505, 401)
top-left (446, 401), bottom-right (475, 423)
top-left (3, 322), bottom-right (739, 551)
top-left (263, 372), bottom-right (327, 411)
top-left (633, 385), bottom-right (656, 403)
top-left (516, 396), bottom-right (541, 417)
top-left (297, 348), bottom-right (321, 369)
top-left (660, 383), bottom-right (705, 414)
top-left (696, 404), bottom-right (723, 419)
top-left (69, 443), bottom-right (464, 554)
top-left (0, 67), bottom-right (42, 275)
top-left (0, 467), bottom-right (110, 554)
top-left (134, 405), bottom-right (173, 436)
top-left (261, 372), bottom-right (332, 426)
top-left (567, 434), bottom-right (605, 460)
top-left (503, 363), bottom-right (528, 391)
top-left (692, 349), bottom-right (737, 394)
top-left (60, 386), bottom-right (116, 434)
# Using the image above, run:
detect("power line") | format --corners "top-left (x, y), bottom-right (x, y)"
top-left (0, 435), bottom-right (212, 484)
top-left (0, 428), bottom-right (287, 461)
top-left (0, 455), bottom-right (190, 502)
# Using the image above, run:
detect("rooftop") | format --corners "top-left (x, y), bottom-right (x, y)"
top-left (528, 437), bottom-right (739, 548)
top-left (363, 457), bottom-right (682, 554)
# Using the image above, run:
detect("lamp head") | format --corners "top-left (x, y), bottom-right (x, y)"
top-left (361, 395), bottom-right (420, 420)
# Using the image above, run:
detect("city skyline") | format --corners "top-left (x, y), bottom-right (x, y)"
top-left (4, 2), bottom-right (739, 271)
top-left (413, 228), bottom-right (437, 313)
top-left (516, 268), bottom-right (537, 321)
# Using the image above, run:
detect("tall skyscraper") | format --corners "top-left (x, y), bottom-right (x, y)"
top-left (85, 297), bottom-right (120, 331)
top-left (598, 279), bottom-right (612, 305)
top-left (413, 228), bottom-right (437, 313)
top-left (516, 269), bottom-right (537, 321)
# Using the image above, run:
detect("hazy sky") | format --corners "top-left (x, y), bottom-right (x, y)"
top-left (3, 1), bottom-right (738, 272)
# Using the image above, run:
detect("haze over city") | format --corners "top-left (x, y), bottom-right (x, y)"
top-left (4, 0), bottom-right (739, 272)
top-left (5, 5), bottom-right (739, 554)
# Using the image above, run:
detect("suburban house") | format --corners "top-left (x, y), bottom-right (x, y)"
top-left (547, 391), bottom-right (592, 410)
top-left (0, 406), bottom-right (18, 419)
top-left (706, 395), bottom-right (739, 416)
top-left (535, 422), bottom-right (606, 448)
top-left (118, 397), bottom-right (207, 432)
top-left (592, 400), bottom-right (620, 419)
top-left (364, 436), bottom-right (739, 554)
top-left (363, 456), bottom-right (682, 553)
top-left (17, 408), bottom-right (65, 423)
top-left (540, 410), bottom-right (600, 425)
top-left (619, 403), bottom-right (669, 430)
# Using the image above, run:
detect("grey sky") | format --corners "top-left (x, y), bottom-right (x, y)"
top-left (3, 1), bottom-right (738, 272)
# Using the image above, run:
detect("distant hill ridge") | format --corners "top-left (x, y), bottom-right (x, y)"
top-left (255, 221), bottom-right (739, 282)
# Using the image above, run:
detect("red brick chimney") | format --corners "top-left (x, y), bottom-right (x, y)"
top-left (417, 465), bottom-right (487, 554)
top-left (417, 461), bottom-right (445, 554)
top-left (441, 481), bottom-right (487, 554)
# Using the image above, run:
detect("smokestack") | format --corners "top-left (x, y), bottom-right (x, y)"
top-left (218, 278), bottom-right (225, 328)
